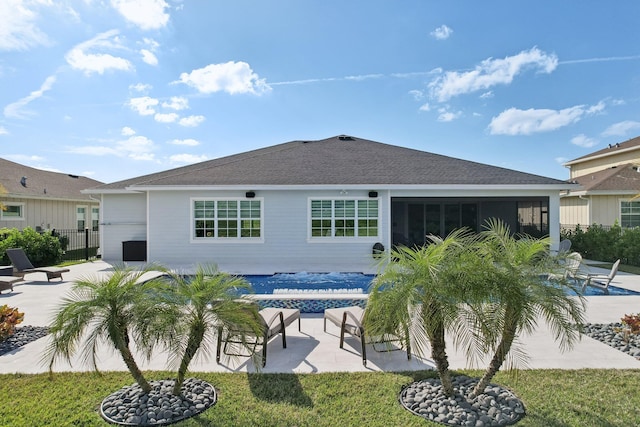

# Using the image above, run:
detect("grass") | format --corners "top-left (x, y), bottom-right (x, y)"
top-left (1, 369), bottom-right (639, 426)
top-left (586, 260), bottom-right (640, 275)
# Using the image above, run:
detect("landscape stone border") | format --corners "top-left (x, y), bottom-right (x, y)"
top-left (100, 378), bottom-right (217, 426)
top-left (399, 375), bottom-right (525, 426)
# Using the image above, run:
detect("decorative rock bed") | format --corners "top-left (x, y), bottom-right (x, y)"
top-left (583, 322), bottom-right (640, 359)
top-left (100, 378), bottom-right (217, 426)
top-left (399, 375), bottom-right (525, 426)
top-left (0, 325), bottom-right (49, 355)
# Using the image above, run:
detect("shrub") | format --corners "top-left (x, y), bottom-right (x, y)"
top-left (0, 305), bottom-right (24, 341)
top-left (621, 313), bottom-right (640, 335)
top-left (0, 227), bottom-right (63, 266)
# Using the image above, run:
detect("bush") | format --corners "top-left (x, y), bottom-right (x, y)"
top-left (562, 223), bottom-right (640, 266)
top-left (0, 227), bottom-right (64, 266)
top-left (0, 305), bottom-right (24, 341)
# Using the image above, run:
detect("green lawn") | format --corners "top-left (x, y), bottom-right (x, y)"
top-left (1, 369), bottom-right (639, 426)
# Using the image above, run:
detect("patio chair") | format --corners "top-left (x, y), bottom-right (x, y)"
top-left (581, 259), bottom-right (621, 293)
top-left (558, 239), bottom-right (572, 253)
top-left (216, 304), bottom-right (301, 367)
top-left (5, 248), bottom-right (70, 282)
top-left (548, 252), bottom-right (582, 283)
top-left (0, 276), bottom-right (23, 293)
top-left (323, 305), bottom-right (411, 367)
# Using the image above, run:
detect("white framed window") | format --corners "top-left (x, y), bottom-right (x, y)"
top-left (76, 206), bottom-right (87, 231)
top-left (309, 198), bottom-right (379, 239)
top-left (1, 203), bottom-right (25, 220)
top-left (621, 200), bottom-right (640, 228)
top-left (191, 198), bottom-right (263, 242)
top-left (91, 207), bottom-right (100, 231)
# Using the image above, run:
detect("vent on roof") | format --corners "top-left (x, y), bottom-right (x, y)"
top-left (68, 174), bottom-right (79, 179)
top-left (337, 135), bottom-right (354, 141)
top-left (20, 176), bottom-right (27, 187)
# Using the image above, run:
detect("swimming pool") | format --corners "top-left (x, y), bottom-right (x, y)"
top-left (238, 273), bottom-right (640, 313)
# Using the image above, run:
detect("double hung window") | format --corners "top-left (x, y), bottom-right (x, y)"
top-left (1, 203), bottom-right (24, 220)
top-left (310, 199), bottom-right (379, 238)
top-left (193, 199), bottom-right (262, 240)
top-left (621, 201), bottom-right (640, 228)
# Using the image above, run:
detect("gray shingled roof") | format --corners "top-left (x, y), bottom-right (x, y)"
top-left (566, 135), bottom-right (640, 164)
top-left (571, 163), bottom-right (640, 192)
top-left (89, 135), bottom-right (569, 190)
top-left (0, 158), bottom-right (103, 201)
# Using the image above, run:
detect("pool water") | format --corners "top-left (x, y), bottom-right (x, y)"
top-left (239, 273), bottom-right (640, 297)
top-left (243, 272), bottom-right (374, 295)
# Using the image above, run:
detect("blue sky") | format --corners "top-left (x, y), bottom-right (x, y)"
top-left (2, 1), bottom-right (640, 184)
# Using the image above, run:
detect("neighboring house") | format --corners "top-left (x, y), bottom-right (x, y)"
top-left (0, 158), bottom-right (103, 232)
top-left (561, 135), bottom-right (640, 229)
top-left (85, 135), bottom-right (574, 274)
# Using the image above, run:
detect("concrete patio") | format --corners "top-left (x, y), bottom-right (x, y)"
top-left (1, 260), bottom-right (639, 375)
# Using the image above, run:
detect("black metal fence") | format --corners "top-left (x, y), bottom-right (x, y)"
top-left (54, 228), bottom-right (100, 262)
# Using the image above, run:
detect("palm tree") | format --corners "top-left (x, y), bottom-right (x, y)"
top-left (43, 264), bottom-right (171, 393)
top-left (152, 264), bottom-right (264, 396)
top-left (366, 229), bottom-right (484, 397)
top-left (470, 218), bottom-right (586, 397)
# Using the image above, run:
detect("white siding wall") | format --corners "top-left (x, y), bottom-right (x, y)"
top-left (591, 195), bottom-right (624, 226)
top-left (147, 190), bottom-right (389, 274)
top-left (100, 193), bottom-right (147, 261)
top-left (0, 197), bottom-right (99, 231)
top-left (560, 196), bottom-right (590, 226)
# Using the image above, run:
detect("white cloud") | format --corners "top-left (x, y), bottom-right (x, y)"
top-left (419, 103), bottom-right (431, 112)
top-left (178, 61), bottom-right (271, 95)
top-left (601, 120), bottom-right (640, 137)
top-left (4, 75), bottom-right (56, 119)
top-left (571, 134), bottom-right (599, 148)
top-left (431, 25), bottom-right (453, 40)
top-left (0, 0), bottom-right (49, 51)
top-left (162, 96), bottom-right (189, 110)
top-left (130, 83), bottom-right (152, 92)
top-left (128, 96), bottom-right (159, 115)
top-left (66, 145), bottom-right (120, 156)
top-left (488, 103), bottom-right (602, 135)
top-left (140, 49), bottom-right (158, 66)
top-left (121, 126), bottom-right (136, 136)
top-left (117, 135), bottom-right (156, 160)
top-left (437, 108), bottom-right (462, 122)
top-left (168, 138), bottom-right (199, 146)
top-left (409, 90), bottom-right (424, 101)
top-left (65, 30), bottom-right (133, 75)
top-left (111, 0), bottom-right (170, 30)
top-left (429, 47), bottom-right (558, 102)
top-left (0, 126), bottom-right (7, 135)
top-left (154, 112), bottom-right (178, 123)
top-left (179, 115), bottom-right (205, 127)
top-left (169, 153), bottom-right (208, 164)
top-left (480, 91), bottom-right (494, 99)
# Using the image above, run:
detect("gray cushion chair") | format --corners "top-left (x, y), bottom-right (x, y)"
top-left (323, 305), bottom-right (411, 367)
top-left (216, 304), bottom-right (301, 367)
top-left (5, 248), bottom-right (70, 281)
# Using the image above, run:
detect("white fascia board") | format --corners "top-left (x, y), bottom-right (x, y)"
top-left (563, 146), bottom-right (640, 166)
top-left (564, 189), bottom-right (640, 197)
top-left (3, 194), bottom-right (99, 203)
top-left (82, 189), bottom-right (144, 194)
top-left (126, 183), bottom-right (578, 192)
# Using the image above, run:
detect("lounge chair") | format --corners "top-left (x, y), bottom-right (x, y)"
top-left (581, 259), bottom-right (621, 293)
top-left (216, 304), bottom-right (301, 367)
top-left (323, 305), bottom-right (411, 367)
top-left (548, 252), bottom-right (582, 283)
top-left (0, 276), bottom-right (23, 293)
top-left (5, 248), bottom-right (70, 282)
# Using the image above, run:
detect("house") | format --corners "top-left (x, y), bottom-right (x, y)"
top-left (85, 135), bottom-right (574, 274)
top-left (0, 158), bottom-right (103, 232)
top-left (561, 135), bottom-right (640, 229)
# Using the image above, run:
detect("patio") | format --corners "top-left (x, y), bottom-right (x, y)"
top-left (1, 260), bottom-right (639, 374)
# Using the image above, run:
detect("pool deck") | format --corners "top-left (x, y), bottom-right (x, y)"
top-left (1, 260), bottom-right (639, 375)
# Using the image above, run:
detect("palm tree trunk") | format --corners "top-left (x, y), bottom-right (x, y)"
top-left (471, 319), bottom-right (517, 398)
top-left (116, 340), bottom-right (152, 393)
top-left (430, 322), bottom-right (455, 397)
top-left (173, 323), bottom-right (205, 395)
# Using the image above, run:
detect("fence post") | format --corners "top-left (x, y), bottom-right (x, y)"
top-left (84, 228), bottom-right (89, 261)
